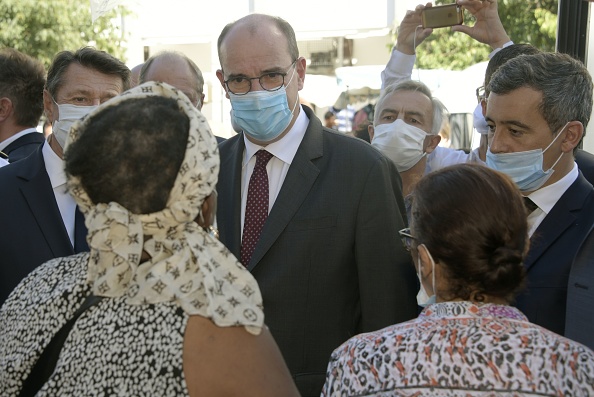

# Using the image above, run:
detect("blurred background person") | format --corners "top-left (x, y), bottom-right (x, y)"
top-left (0, 48), bottom-right (46, 164)
top-left (0, 82), bottom-right (300, 397)
top-left (324, 110), bottom-right (336, 129)
top-left (323, 163), bottom-right (594, 396)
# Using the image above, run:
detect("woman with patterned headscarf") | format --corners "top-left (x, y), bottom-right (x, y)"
top-left (0, 82), bottom-right (300, 396)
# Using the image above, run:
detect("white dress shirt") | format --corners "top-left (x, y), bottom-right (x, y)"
top-left (0, 127), bottom-right (39, 151)
top-left (42, 141), bottom-right (76, 246)
top-left (0, 157), bottom-right (8, 167)
top-left (240, 108), bottom-right (309, 239)
top-left (525, 162), bottom-right (578, 237)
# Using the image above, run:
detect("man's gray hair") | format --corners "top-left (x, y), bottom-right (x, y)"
top-left (374, 80), bottom-right (445, 135)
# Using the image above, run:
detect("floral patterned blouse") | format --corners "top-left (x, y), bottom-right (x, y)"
top-left (322, 301), bottom-right (594, 397)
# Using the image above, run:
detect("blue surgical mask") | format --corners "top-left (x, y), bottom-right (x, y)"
top-left (486, 122), bottom-right (568, 192)
top-left (229, 68), bottom-right (298, 142)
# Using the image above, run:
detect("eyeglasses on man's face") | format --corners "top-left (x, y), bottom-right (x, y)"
top-left (224, 60), bottom-right (297, 95)
top-left (398, 228), bottom-right (416, 252)
top-left (476, 85), bottom-right (486, 103)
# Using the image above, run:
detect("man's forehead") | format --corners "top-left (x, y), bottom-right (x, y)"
top-left (55, 63), bottom-right (123, 96)
top-left (380, 90), bottom-right (432, 115)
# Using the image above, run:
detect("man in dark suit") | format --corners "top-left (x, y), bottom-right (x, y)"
top-left (485, 52), bottom-right (594, 336)
top-left (140, 51), bottom-right (225, 144)
top-left (0, 48), bottom-right (46, 163)
top-left (215, 14), bottom-right (418, 397)
top-left (0, 47), bottom-right (130, 305)
top-left (565, 223), bottom-right (594, 350)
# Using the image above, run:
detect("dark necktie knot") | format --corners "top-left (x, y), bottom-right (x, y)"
top-left (523, 196), bottom-right (538, 213)
top-left (255, 150), bottom-right (273, 168)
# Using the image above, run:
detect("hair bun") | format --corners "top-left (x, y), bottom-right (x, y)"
top-left (483, 246), bottom-right (525, 295)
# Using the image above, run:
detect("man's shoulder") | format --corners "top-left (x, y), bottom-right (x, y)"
top-left (320, 128), bottom-right (386, 161)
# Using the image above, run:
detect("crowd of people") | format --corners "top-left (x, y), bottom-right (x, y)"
top-left (0, 0), bottom-right (593, 396)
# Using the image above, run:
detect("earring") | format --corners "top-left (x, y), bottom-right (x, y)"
top-left (206, 225), bottom-right (219, 240)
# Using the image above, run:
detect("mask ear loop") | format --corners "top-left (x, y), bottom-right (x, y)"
top-left (413, 25), bottom-right (423, 81)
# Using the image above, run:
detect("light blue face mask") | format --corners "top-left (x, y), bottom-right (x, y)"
top-left (229, 68), bottom-right (298, 143)
top-left (486, 122), bottom-right (568, 192)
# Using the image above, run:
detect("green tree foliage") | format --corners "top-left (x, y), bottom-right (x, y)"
top-left (0, 0), bottom-right (129, 69)
top-left (393, 0), bottom-right (558, 70)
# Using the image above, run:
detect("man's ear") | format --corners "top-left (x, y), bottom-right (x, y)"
top-left (0, 97), bottom-right (13, 122)
top-left (481, 98), bottom-right (487, 117)
top-left (215, 70), bottom-right (230, 99)
top-left (368, 124), bottom-right (375, 141)
top-left (296, 57), bottom-right (307, 91)
top-left (561, 121), bottom-right (583, 153)
top-left (43, 89), bottom-right (56, 122)
top-left (424, 134), bottom-right (441, 154)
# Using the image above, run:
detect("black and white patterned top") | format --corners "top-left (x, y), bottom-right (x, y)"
top-left (0, 253), bottom-right (190, 396)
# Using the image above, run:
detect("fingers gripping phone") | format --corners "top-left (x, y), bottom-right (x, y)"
top-left (421, 3), bottom-right (464, 29)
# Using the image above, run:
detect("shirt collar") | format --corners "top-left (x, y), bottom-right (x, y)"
top-left (420, 301), bottom-right (528, 322)
top-left (42, 140), bottom-right (67, 188)
top-left (242, 106), bottom-right (308, 167)
top-left (0, 128), bottom-right (40, 151)
top-left (526, 162), bottom-right (578, 215)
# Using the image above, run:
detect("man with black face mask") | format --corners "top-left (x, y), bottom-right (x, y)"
top-left (215, 13), bottom-right (418, 397)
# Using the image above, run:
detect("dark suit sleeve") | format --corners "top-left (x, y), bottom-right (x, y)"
top-left (355, 156), bottom-right (418, 331)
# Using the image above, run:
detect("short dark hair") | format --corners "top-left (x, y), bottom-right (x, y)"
top-left (65, 96), bottom-right (188, 214)
top-left (0, 48), bottom-right (46, 126)
top-left (217, 14), bottom-right (299, 66)
top-left (410, 163), bottom-right (528, 303)
top-left (324, 111), bottom-right (334, 120)
top-left (46, 47), bottom-right (130, 98)
top-left (484, 44), bottom-right (541, 97)
top-left (488, 52), bottom-right (593, 135)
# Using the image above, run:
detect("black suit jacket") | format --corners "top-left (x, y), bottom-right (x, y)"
top-left (217, 106), bottom-right (418, 397)
top-left (576, 148), bottom-right (594, 185)
top-left (0, 145), bottom-right (76, 305)
top-left (565, 222), bottom-right (594, 350)
top-left (514, 172), bottom-right (594, 335)
top-left (3, 132), bottom-right (45, 163)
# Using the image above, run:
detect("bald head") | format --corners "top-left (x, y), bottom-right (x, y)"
top-left (140, 52), bottom-right (204, 108)
top-left (217, 14), bottom-right (298, 66)
top-left (129, 63), bottom-right (144, 88)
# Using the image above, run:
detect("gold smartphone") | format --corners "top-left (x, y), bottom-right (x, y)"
top-left (421, 4), bottom-right (464, 29)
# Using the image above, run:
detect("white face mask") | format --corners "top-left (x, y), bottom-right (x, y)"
top-left (473, 102), bottom-right (489, 135)
top-left (52, 103), bottom-right (98, 150)
top-left (371, 119), bottom-right (432, 172)
top-left (416, 244), bottom-right (436, 307)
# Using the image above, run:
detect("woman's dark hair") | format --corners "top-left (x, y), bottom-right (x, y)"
top-left (410, 163), bottom-right (528, 303)
top-left (65, 96), bottom-right (189, 214)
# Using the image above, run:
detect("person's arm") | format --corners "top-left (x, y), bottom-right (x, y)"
top-left (452, 0), bottom-right (511, 52)
top-left (183, 316), bottom-right (300, 397)
top-left (382, 3), bottom-right (433, 89)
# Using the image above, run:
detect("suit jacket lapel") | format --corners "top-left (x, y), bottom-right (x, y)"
top-left (218, 137), bottom-right (245, 258)
top-left (525, 173), bottom-right (591, 271)
top-left (248, 107), bottom-right (323, 270)
top-left (17, 147), bottom-right (74, 257)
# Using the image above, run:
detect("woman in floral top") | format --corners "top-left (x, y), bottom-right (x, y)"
top-left (322, 164), bottom-right (594, 396)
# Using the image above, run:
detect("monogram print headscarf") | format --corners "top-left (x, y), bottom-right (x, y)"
top-left (66, 82), bottom-right (263, 335)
